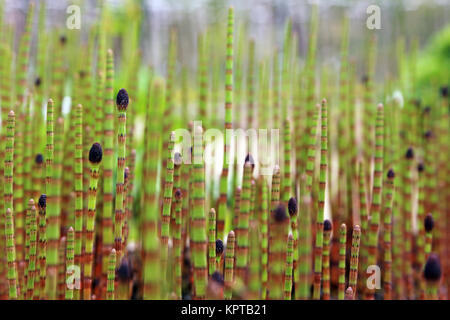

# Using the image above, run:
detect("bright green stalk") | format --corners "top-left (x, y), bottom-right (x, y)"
top-left (224, 230), bottom-right (235, 300)
top-left (161, 132), bottom-right (174, 292)
top-left (282, 119), bottom-right (292, 203)
top-left (65, 227), bottom-right (74, 300)
top-left (247, 39), bottom-right (255, 127)
top-left (142, 81), bottom-right (161, 300)
top-left (313, 99), bottom-right (327, 300)
top-left (198, 33), bottom-right (208, 123)
top-left (102, 49), bottom-right (115, 290)
top-left (5, 208), bottom-right (18, 299)
top-left (57, 236), bottom-right (66, 300)
top-left (174, 190), bottom-right (183, 299)
top-left (218, 7), bottom-right (234, 238)
top-left (4, 111), bottom-right (16, 299)
top-left (35, 195), bottom-right (47, 299)
top-left (268, 204), bottom-right (288, 300)
top-left (248, 222), bottom-right (261, 299)
top-left (322, 221), bottom-right (332, 300)
top-left (383, 169), bottom-right (395, 300)
top-left (192, 125), bottom-right (207, 299)
top-left (114, 88), bottom-right (129, 259)
top-left (358, 159), bottom-right (369, 287)
top-left (366, 104), bottom-right (384, 300)
top-left (297, 174), bottom-right (312, 300)
top-left (106, 249), bottom-right (116, 300)
top-left (349, 225), bottom-right (361, 299)
top-left (26, 199), bottom-right (37, 299)
top-left (14, 112), bottom-right (24, 269)
top-left (54, 116), bottom-right (64, 246)
top-left (208, 208), bottom-right (216, 277)
top-left (284, 233), bottom-right (294, 300)
top-left (260, 179), bottom-right (269, 299)
top-left (74, 103), bottom-right (83, 300)
top-left (83, 143), bottom-right (102, 300)
top-left (338, 223), bottom-right (347, 300)
top-left (45, 98), bottom-right (58, 299)
top-left (236, 161), bottom-right (252, 281)
top-left (402, 147), bottom-right (414, 299)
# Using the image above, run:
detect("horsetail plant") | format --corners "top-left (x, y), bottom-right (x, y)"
top-left (106, 248), bottom-right (116, 300)
top-left (5, 208), bottom-right (18, 299)
top-left (83, 143), bottom-right (103, 299)
top-left (349, 225), bottom-right (361, 299)
top-left (114, 88), bottom-right (129, 258)
top-left (65, 226), bottom-right (74, 300)
top-left (224, 230), bottom-right (235, 300)
top-left (208, 208), bottom-right (216, 277)
top-left (26, 199), bottom-right (37, 300)
top-left (218, 6), bottom-right (234, 238)
top-left (74, 104), bottom-right (83, 300)
top-left (366, 103), bottom-right (384, 300)
top-left (284, 233), bottom-right (294, 300)
top-left (36, 194), bottom-right (47, 300)
top-left (423, 254), bottom-right (441, 300)
top-left (338, 223), bottom-right (347, 300)
top-left (313, 98), bottom-right (327, 300)
top-left (322, 220), bottom-right (332, 300)
top-left (174, 189), bottom-right (183, 299)
top-left (383, 169), bottom-right (395, 299)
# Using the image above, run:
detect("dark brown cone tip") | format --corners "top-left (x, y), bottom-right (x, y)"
top-left (405, 147), bottom-right (414, 159)
top-left (424, 130), bottom-right (433, 140)
top-left (60, 35), bottom-right (67, 45)
top-left (89, 142), bottom-right (103, 164)
top-left (324, 219), bottom-right (332, 231)
top-left (175, 188), bottom-right (182, 200)
top-left (423, 254), bottom-right (441, 282)
top-left (211, 271), bottom-right (224, 285)
top-left (440, 86), bottom-right (448, 97)
top-left (215, 239), bottom-right (224, 255)
top-left (116, 88), bottom-right (129, 111)
top-left (273, 204), bottom-right (287, 223)
top-left (424, 213), bottom-right (434, 233)
top-left (387, 168), bottom-right (395, 179)
top-left (35, 77), bottom-right (42, 87)
top-left (418, 163), bottom-right (424, 172)
top-left (117, 257), bottom-right (132, 282)
top-left (38, 194), bottom-right (46, 208)
top-left (35, 153), bottom-right (44, 165)
top-left (288, 197), bottom-right (297, 217)
top-left (244, 154), bottom-right (255, 170)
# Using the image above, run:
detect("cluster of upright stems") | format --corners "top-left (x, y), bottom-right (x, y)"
top-left (0, 1), bottom-right (448, 300)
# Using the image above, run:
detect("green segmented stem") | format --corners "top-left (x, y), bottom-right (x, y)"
top-left (24, 105), bottom-right (33, 230)
top-left (267, 205), bottom-right (288, 300)
top-left (142, 81), bottom-right (161, 300)
top-left (208, 208), bottom-right (216, 277)
top-left (338, 223), bottom-right (347, 300)
top-left (174, 190), bottom-right (183, 299)
top-left (297, 174), bottom-right (312, 299)
top-left (284, 233), bottom-right (294, 300)
top-left (5, 208), bottom-right (18, 299)
top-left (26, 199), bottom-right (37, 299)
top-left (282, 119), bottom-right (292, 203)
top-left (424, 219), bottom-right (433, 262)
top-left (224, 230), bottom-right (235, 300)
top-left (4, 111), bottom-right (15, 299)
top-left (247, 39), bottom-right (255, 128)
top-left (57, 236), bottom-right (66, 300)
top-left (232, 187), bottom-right (241, 231)
top-left (218, 7), bottom-right (234, 238)
top-left (102, 49), bottom-right (115, 286)
top-left (236, 162), bottom-right (252, 281)
top-left (402, 149), bottom-right (414, 299)
top-left (74, 104), bottom-right (83, 300)
top-left (248, 222), bottom-right (261, 299)
top-left (83, 145), bottom-right (102, 300)
top-left (260, 179), bottom-right (269, 299)
top-left (35, 198), bottom-right (47, 300)
top-left (106, 249), bottom-right (116, 300)
top-left (313, 99), bottom-right (327, 300)
top-left (45, 98), bottom-right (58, 300)
top-left (322, 224), bottom-right (332, 300)
top-left (357, 159), bottom-right (369, 288)
top-left (366, 104), bottom-right (384, 300)
top-left (54, 116), bottom-right (64, 238)
top-left (270, 166), bottom-right (281, 210)
top-left (192, 125), bottom-right (207, 299)
top-left (416, 165), bottom-right (426, 278)
top-left (349, 225), bottom-right (361, 299)
top-left (65, 227), bottom-right (74, 300)
top-left (161, 132), bottom-right (174, 292)
top-left (383, 170), bottom-right (395, 300)
top-left (14, 112), bottom-right (24, 269)
top-left (198, 33), bottom-right (208, 123)
top-left (114, 91), bottom-right (128, 259)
